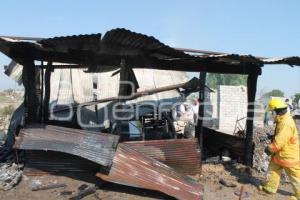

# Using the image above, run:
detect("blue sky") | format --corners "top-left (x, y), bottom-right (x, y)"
top-left (0, 0), bottom-right (299, 97)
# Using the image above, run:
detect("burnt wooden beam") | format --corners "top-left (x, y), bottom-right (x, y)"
top-left (244, 67), bottom-right (261, 166)
top-left (115, 59), bottom-right (127, 135)
top-left (43, 62), bottom-right (53, 123)
top-left (35, 67), bottom-right (42, 122)
top-left (37, 64), bottom-right (85, 69)
top-left (7, 43), bottom-right (261, 75)
top-left (52, 77), bottom-right (203, 114)
top-left (22, 59), bottom-right (39, 123)
top-left (39, 61), bottom-right (44, 122)
top-left (196, 72), bottom-right (206, 152)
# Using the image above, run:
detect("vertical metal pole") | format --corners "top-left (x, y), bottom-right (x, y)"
top-left (244, 68), bottom-right (260, 166)
top-left (196, 72), bottom-right (207, 152)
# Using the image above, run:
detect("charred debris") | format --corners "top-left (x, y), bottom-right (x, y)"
top-left (0, 28), bottom-right (300, 199)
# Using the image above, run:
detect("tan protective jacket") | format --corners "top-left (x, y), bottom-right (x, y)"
top-left (268, 112), bottom-right (299, 168)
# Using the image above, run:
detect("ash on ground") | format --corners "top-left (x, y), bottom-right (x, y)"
top-left (0, 154), bottom-right (23, 191)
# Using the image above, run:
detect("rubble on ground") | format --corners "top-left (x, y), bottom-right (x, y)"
top-left (252, 126), bottom-right (275, 175)
top-left (0, 116), bottom-right (10, 134)
top-left (0, 162), bottom-right (23, 191)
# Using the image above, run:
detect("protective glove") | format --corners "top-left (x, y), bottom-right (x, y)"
top-left (266, 133), bottom-right (273, 140)
top-left (264, 147), bottom-right (272, 156)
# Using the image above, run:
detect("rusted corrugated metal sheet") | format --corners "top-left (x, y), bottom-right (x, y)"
top-left (124, 139), bottom-right (201, 175)
top-left (97, 143), bottom-right (203, 200)
top-left (14, 125), bottom-right (119, 167)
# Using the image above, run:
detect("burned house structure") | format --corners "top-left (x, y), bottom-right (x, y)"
top-left (0, 28), bottom-right (300, 199)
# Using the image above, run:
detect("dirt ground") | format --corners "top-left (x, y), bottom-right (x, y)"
top-left (0, 162), bottom-right (296, 200)
top-left (0, 172), bottom-right (174, 200)
top-left (201, 163), bottom-right (294, 200)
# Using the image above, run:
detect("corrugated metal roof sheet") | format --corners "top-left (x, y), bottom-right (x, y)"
top-left (39, 34), bottom-right (102, 52)
top-left (262, 56), bottom-right (300, 66)
top-left (97, 143), bottom-right (203, 200)
top-left (14, 124), bottom-right (120, 167)
top-left (124, 139), bottom-right (201, 175)
top-left (1, 28), bottom-right (300, 74)
top-left (102, 28), bottom-right (191, 59)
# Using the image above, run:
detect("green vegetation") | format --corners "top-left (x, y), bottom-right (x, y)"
top-left (0, 96), bottom-right (11, 102)
top-left (263, 89), bottom-right (285, 98)
top-left (206, 73), bottom-right (247, 89)
top-left (0, 105), bottom-right (15, 116)
top-left (293, 93), bottom-right (300, 105)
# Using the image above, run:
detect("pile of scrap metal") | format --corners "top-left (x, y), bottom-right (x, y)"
top-left (13, 125), bottom-right (203, 199)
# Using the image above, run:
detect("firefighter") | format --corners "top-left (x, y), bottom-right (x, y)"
top-left (259, 98), bottom-right (300, 200)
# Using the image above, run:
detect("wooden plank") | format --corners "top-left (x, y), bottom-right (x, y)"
top-left (244, 69), bottom-right (261, 166)
top-left (22, 60), bottom-right (39, 123)
top-left (196, 72), bottom-right (206, 151)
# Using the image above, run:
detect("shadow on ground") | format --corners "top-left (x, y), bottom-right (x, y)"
top-left (54, 172), bottom-right (175, 200)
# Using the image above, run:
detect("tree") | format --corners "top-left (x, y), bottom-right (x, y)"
top-left (293, 93), bottom-right (300, 106)
top-left (263, 89), bottom-right (285, 98)
top-left (206, 73), bottom-right (247, 89)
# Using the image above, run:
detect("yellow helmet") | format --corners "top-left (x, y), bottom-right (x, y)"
top-left (267, 98), bottom-right (287, 111)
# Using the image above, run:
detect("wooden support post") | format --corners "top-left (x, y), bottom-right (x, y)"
top-left (43, 62), bottom-right (53, 123)
top-left (22, 60), bottom-right (39, 124)
top-left (39, 61), bottom-right (44, 122)
top-left (244, 68), bottom-right (261, 166)
top-left (196, 72), bottom-right (206, 151)
top-left (115, 59), bottom-right (127, 135)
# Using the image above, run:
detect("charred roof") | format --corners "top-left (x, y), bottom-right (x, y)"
top-left (0, 28), bottom-right (299, 75)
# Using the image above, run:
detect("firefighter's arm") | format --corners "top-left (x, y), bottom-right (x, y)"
top-left (268, 123), bottom-right (291, 153)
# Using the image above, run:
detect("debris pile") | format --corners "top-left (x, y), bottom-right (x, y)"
top-left (69, 185), bottom-right (98, 200)
top-left (0, 116), bottom-right (9, 134)
top-left (11, 125), bottom-right (204, 199)
top-left (253, 126), bottom-right (289, 182)
top-left (252, 126), bottom-right (275, 175)
top-left (0, 118), bottom-right (9, 147)
top-left (295, 118), bottom-right (300, 133)
top-left (0, 160), bottom-right (23, 191)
